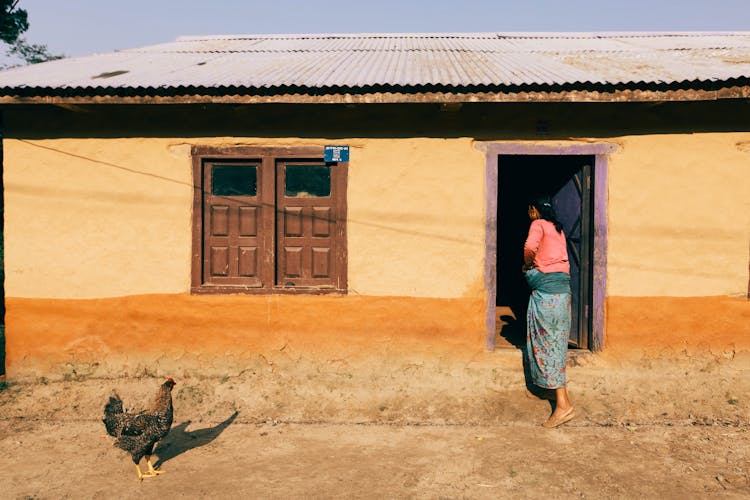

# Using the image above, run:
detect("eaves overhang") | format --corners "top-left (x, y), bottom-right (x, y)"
top-left (2, 79), bottom-right (750, 105)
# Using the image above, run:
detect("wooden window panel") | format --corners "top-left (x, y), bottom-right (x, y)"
top-left (191, 146), bottom-right (347, 294)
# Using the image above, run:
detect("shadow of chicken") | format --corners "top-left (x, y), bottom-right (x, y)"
top-left (103, 377), bottom-right (176, 480)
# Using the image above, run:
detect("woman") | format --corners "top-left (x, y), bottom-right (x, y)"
top-left (523, 196), bottom-right (575, 428)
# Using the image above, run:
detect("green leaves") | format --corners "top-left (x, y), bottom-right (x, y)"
top-left (0, 0), bottom-right (28, 45)
top-left (0, 1), bottom-right (62, 66)
top-left (8, 37), bottom-right (61, 64)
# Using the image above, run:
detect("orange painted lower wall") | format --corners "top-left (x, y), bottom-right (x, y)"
top-left (604, 296), bottom-right (750, 357)
top-left (5, 294), bottom-right (486, 380)
top-left (6, 294), bottom-right (749, 379)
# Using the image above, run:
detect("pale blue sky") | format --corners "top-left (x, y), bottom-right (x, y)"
top-left (16, 0), bottom-right (750, 58)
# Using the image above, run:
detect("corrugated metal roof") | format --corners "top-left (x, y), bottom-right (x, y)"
top-left (1, 32), bottom-right (749, 98)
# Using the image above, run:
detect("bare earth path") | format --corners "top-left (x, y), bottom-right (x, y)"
top-left (1, 420), bottom-right (748, 499)
top-left (1, 350), bottom-right (749, 498)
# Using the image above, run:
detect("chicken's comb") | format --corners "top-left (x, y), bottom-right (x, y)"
top-left (166, 377), bottom-right (175, 383)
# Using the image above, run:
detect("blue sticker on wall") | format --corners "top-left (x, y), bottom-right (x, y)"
top-left (324, 145), bottom-right (349, 162)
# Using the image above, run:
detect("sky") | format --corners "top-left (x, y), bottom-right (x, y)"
top-left (12, 0), bottom-right (750, 59)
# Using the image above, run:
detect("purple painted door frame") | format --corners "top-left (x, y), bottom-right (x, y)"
top-left (483, 142), bottom-right (617, 352)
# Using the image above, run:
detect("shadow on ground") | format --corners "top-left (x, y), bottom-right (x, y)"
top-left (154, 411), bottom-right (238, 468)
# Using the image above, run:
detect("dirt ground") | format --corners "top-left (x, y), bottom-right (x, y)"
top-left (1, 348), bottom-right (749, 499)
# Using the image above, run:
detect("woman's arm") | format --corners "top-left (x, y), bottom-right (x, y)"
top-left (523, 220), bottom-right (543, 269)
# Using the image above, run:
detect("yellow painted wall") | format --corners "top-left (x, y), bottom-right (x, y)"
top-left (5, 134), bottom-right (749, 300)
top-left (607, 133), bottom-right (750, 297)
top-left (347, 138), bottom-right (486, 298)
top-left (4, 137), bottom-right (486, 300)
top-left (4, 138), bottom-right (194, 298)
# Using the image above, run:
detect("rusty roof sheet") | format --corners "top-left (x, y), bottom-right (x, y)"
top-left (1, 32), bottom-right (750, 97)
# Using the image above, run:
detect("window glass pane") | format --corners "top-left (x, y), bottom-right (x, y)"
top-left (212, 165), bottom-right (257, 196)
top-left (285, 165), bottom-right (331, 197)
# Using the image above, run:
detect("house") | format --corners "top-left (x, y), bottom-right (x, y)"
top-left (1, 32), bottom-right (749, 380)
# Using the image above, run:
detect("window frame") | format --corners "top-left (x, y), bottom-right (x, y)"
top-left (191, 145), bottom-right (348, 295)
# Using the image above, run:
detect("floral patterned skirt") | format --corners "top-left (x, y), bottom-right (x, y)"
top-left (526, 290), bottom-right (572, 389)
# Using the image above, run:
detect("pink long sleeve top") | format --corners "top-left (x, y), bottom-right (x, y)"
top-left (524, 219), bottom-right (570, 274)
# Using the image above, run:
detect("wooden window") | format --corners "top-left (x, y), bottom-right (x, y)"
top-left (191, 146), bottom-right (347, 294)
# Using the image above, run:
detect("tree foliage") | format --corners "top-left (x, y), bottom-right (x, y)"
top-left (0, 0), bottom-right (61, 66)
top-left (0, 0), bottom-right (27, 44)
top-left (9, 37), bottom-right (58, 64)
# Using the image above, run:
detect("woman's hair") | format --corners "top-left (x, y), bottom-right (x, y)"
top-left (530, 195), bottom-right (563, 233)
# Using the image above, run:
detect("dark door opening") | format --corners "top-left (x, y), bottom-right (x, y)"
top-left (496, 154), bottom-right (593, 350)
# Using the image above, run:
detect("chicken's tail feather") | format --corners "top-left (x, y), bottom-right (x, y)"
top-left (103, 393), bottom-right (124, 436)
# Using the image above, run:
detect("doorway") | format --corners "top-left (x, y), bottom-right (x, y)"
top-left (495, 154), bottom-right (593, 349)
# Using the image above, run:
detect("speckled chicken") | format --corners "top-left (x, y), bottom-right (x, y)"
top-left (103, 378), bottom-right (176, 479)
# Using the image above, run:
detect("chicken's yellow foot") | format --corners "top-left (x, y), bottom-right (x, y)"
top-left (135, 463), bottom-right (159, 480)
top-left (145, 456), bottom-right (165, 475)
